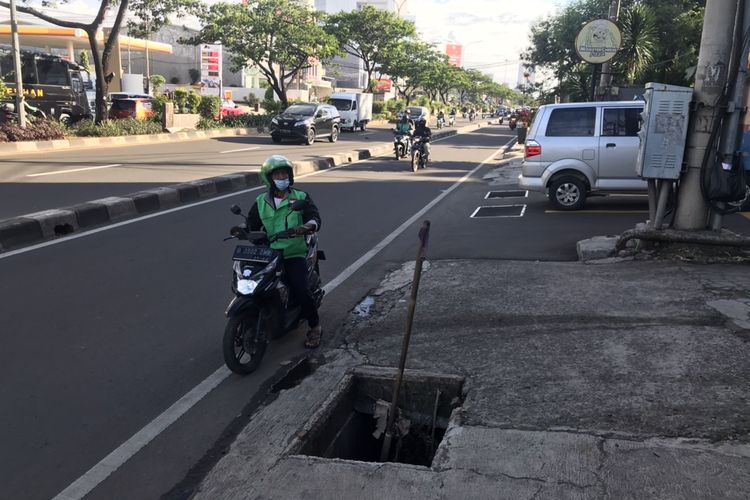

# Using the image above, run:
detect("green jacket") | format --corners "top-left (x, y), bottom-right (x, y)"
top-left (250, 188), bottom-right (316, 259)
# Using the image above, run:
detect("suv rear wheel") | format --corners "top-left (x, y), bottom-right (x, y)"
top-left (548, 175), bottom-right (587, 210)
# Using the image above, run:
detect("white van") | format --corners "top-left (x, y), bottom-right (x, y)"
top-left (328, 92), bottom-right (373, 131)
top-left (518, 100), bottom-right (646, 210)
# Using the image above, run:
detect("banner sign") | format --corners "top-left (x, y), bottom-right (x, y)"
top-left (200, 44), bottom-right (222, 96)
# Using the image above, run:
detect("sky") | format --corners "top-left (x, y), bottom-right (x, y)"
top-left (410, 0), bottom-right (570, 86)
top-left (6, 0), bottom-right (572, 86)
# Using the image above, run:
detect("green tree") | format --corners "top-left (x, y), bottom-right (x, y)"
top-left (198, 95), bottom-right (221, 120)
top-left (523, 0), bottom-right (704, 100)
top-left (0, 0), bottom-right (198, 123)
top-left (324, 6), bottom-right (417, 92)
top-left (149, 74), bottom-right (166, 94)
top-left (189, 0), bottom-right (338, 107)
top-left (78, 50), bottom-right (91, 72)
top-left (380, 40), bottom-right (436, 105)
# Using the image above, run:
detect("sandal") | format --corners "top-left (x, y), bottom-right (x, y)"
top-left (304, 326), bottom-right (323, 349)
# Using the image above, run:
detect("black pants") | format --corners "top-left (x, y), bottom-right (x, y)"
top-left (283, 257), bottom-right (319, 328)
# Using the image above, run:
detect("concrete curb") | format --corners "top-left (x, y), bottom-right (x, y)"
top-left (0, 127), bottom-right (265, 157)
top-left (0, 123), bottom-right (481, 253)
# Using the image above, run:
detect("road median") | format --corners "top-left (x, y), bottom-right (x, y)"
top-left (0, 122), bottom-right (490, 253)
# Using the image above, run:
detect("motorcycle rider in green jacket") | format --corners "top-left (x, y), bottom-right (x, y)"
top-left (247, 155), bottom-right (323, 348)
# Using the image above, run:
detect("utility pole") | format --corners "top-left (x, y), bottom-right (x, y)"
top-left (9, 0), bottom-right (26, 127)
top-left (709, 1), bottom-right (750, 230)
top-left (674, 0), bottom-right (739, 230)
top-left (598, 0), bottom-right (621, 98)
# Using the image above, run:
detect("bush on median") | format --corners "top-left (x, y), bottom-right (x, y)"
top-left (0, 118), bottom-right (66, 142)
top-left (71, 118), bottom-right (164, 137)
top-left (196, 114), bottom-right (271, 130)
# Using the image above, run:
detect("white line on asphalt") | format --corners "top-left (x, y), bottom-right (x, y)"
top-left (26, 164), bottom-right (122, 177)
top-left (219, 146), bottom-right (261, 154)
top-left (47, 137), bottom-right (504, 500)
top-left (51, 367), bottom-right (230, 500)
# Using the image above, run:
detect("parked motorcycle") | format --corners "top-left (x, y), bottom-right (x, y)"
top-left (394, 131), bottom-right (411, 160)
top-left (222, 201), bottom-right (325, 374)
top-left (411, 136), bottom-right (429, 172)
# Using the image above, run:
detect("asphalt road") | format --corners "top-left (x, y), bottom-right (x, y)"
top-left (0, 117), bottom-right (483, 220)
top-left (4, 124), bottom-right (748, 500)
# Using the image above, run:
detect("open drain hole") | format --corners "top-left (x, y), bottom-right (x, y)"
top-left (54, 223), bottom-right (75, 236)
top-left (295, 369), bottom-right (464, 467)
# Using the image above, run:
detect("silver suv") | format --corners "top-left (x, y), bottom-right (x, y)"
top-left (518, 101), bottom-right (646, 210)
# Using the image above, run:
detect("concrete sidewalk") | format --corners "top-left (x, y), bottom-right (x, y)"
top-left (191, 257), bottom-right (750, 499)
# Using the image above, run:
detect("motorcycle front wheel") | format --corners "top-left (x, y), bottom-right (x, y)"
top-left (223, 312), bottom-right (268, 374)
top-left (411, 150), bottom-right (420, 172)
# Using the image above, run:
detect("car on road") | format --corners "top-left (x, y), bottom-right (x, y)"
top-left (108, 97), bottom-right (155, 121)
top-left (403, 106), bottom-right (430, 123)
top-left (270, 103), bottom-right (341, 145)
top-left (518, 100), bottom-right (646, 210)
top-left (220, 99), bottom-right (244, 118)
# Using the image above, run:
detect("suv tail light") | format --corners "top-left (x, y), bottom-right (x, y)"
top-left (525, 140), bottom-right (541, 159)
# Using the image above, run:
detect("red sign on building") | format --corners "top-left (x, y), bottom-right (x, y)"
top-left (374, 79), bottom-right (392, 92)
top-left (445, 44), bottom-right (463, 67)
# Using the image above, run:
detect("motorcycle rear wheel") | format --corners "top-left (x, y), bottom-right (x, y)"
top-left (223, 312), bottom-right (268, 375)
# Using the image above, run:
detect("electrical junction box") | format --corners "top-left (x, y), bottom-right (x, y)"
top-left (636, 82), bottom-right (693, 179)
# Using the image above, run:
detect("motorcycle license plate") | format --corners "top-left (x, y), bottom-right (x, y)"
top-left (233, 245), bottom-right (278, 263)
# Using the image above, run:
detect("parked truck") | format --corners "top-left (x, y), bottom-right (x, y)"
top-left (328, 92), bottom-right (373, 132)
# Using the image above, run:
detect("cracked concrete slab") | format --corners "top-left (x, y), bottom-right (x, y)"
top-left (194, 259), bottom-right (750, 498)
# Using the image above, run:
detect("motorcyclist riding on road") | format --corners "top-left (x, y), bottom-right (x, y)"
top-left (413, 118), bottom-right (432, 163)
top-left (247, 155), bottom-right (323, 348)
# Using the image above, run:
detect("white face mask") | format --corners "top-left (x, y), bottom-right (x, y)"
top-left (273, 179), bottom-right (290, 190)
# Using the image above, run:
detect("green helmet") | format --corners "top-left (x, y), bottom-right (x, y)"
top-left (260, 155), bottom-right (294, 188)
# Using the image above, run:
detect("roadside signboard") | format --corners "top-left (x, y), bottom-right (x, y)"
top-left (575, 19), bottom-right (621, 64)
top-left (200, 44), bottom-right (222, 96)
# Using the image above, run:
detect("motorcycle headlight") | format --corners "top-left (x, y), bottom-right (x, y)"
top-left (236, 278), bottom-right (259, 295)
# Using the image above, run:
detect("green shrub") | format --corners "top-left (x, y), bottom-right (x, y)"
top-left (149, 74), bottom-right (166, 95)
top-left (262, 99), bottom-right (285, 116)
top-left (151, 95), bottom-right (169, 121)
top-left (188, 68), bottom-right (200, 85)
top-left (243, 93), bottom-right (259, 107)
top-left (197, 95), bottom-right (221, 120)
top-left (72, 118), bottom-right (163, 137)
top-left (173, 87), bottom-right (189, 113)
top-left (264, 87), bottom-right (274, 102)
top-left (0, 118), bottom-right (66, 142)
top-left (196, 117), bottom-right (221, 130)
top-left (372, 101), bottom-right (385, 114)
top-left (186, 91), bottom-right (202, 113)
top-left (220, 114), bottom-right (271, 128)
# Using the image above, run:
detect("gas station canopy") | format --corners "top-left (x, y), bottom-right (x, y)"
top-left (0, 25), bottom-right (172, 59)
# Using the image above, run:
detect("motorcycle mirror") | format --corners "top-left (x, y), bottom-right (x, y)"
top-left (230, 204), bottom-right (242, 215)
top-left (289, 199), bottom-right (308, 211)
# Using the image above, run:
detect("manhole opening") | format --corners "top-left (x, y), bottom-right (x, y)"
top-left (470, 205), bottom-right (526, 218)
top-left (485, 190), bottom-right (528, 199)
top-left (295, 370), bottom-right (464, 467)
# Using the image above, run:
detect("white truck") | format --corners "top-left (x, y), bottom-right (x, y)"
top-left (328, 92), bottom-right (373, 132)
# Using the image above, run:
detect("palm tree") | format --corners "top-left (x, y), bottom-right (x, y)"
top-left (617, 2), bottom-right (658, 84)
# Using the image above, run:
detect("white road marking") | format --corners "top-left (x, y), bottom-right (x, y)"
top-left (26, 164), bottom-right (122, 177)
top-left (219, 146), bottom-right (261, 154)
top-left (46, 135), bottom-right (504, 500)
